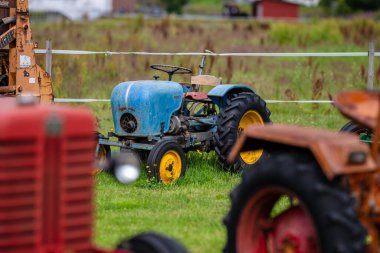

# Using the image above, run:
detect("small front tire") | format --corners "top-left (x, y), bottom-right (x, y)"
top-left (147, 140), bottom-right (186, 184)
top-left (95, 134), bottom-right (111, 172)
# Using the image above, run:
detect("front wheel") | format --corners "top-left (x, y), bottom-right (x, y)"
top-left (95, 134), bottom-right (111, 172)
top-left (147, 140), bottom-right (186, 184)
top-left (215, 92), bottom-right (271, 172)
top-left (224, 150), bottom-right (367, 253)
top-left (117, 232), bottom-right (188, 253)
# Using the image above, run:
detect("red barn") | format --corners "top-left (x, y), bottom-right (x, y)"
top-left (113, 0), bottom-right (136, 13)
top-left (251, 0), bottom-right (301, 19)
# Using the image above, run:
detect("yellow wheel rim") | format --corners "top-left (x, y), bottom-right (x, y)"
top-left (159, 150), bottom-right (182, 185)
top-left (95, 145), bottom-right (107, 174)
top-left (98, 145), bottom-right (107, 161)
top-left (239, 110), bottom-right (264, 165)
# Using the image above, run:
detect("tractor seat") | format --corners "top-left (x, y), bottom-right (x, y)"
top-left (185, 92), bottom-right (209, 101)
top-left (191, 75), bottom-right (222, 87)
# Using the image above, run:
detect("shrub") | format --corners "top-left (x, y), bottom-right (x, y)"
top-left (269, 21), bottom-right (343, 46)
top-left (160, 0), bottom-right (189, 14)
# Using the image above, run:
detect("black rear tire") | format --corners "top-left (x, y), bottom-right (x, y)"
top-left (117, 232), bottom-right (188, 253)
top-left (214, 92), bottom-right (271, 172)
top-left (340, 121), bottom-right (370, 135)
top-left (147, 140), bottom-right (186, 184)
top-left (224, 150), bottom-right (367, 253)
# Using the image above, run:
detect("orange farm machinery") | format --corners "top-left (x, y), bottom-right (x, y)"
top-left (224, 90), bottom-right (380, 253)
top-left (0, 0), bottom-right (53, 103)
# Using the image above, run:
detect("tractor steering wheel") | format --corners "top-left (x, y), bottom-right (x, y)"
top-left (151, 64), bottom-right (192, 81)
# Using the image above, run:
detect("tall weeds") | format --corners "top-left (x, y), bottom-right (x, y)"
top-left (31, 17), bottom-right (375, 102)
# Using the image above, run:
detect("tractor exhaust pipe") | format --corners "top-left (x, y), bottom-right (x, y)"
top-left (198, 49), bottom-right (214, 75)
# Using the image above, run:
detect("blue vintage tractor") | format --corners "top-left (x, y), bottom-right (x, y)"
top-left (97, 59), bottom-right (271, 184)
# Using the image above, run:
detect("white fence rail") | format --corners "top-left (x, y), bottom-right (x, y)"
top-left (54, 98), bottom-right (334, 104)
top-left (35, 49), bottom-right (375, 58)
top-left (36, 41), bottom-right (378, 104)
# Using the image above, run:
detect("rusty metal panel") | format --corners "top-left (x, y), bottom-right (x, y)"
top-left (228, 124), bottom-right (377, 179)
top-left (0, 0), bottom-right (15, 19)
top-left (16, 0), bottom-right (27, 12)
top-left (310, 139), bottom-right (376, 179)
top-left (335, 90), bottom-right (379, 131)
top-left (227, 90), bottom-right (380, 253)
top-left (8, 0), bottom-right (15, 8)
top-left (0, 0), bottom-right (53, 103)
top-left (14, 1), bottom-right (52, 103)
top-left (0, 5), bottom-right (8, 18)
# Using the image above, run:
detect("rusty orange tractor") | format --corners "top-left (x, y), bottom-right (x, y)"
top-left (224, 90), bottom-right (380, 253)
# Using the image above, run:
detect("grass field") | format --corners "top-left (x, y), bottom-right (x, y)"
top-left (185, 0), bottom-right (224, 15)
top-left (32, 17), bottom-right (380, 252)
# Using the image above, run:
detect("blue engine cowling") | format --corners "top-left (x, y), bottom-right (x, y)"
top-left (111, 80), bottom-right (183, 137)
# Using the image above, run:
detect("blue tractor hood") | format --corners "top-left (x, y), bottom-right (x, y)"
top-left (111, 80), bottom-right (183, 137)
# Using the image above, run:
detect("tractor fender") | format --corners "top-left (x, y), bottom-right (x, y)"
top-left (208, 85), bottom-right (254, 108)
top-left (228, 124), bottom-right (377, 180)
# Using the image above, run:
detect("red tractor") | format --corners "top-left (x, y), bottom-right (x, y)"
top-left (224, 90), bottom-right (380, 253)
top-left (0, 97), bottom-right (187, 253)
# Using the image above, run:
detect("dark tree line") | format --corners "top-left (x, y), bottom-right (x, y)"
top-left (161, 0), bottom-right (189, 14)
top-left (320, 0), bottom-right (380, 14)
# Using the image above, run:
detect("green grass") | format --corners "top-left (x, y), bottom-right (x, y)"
top-left (185, 0), bottom-right (223, 15)
top-left (31, 17), bottom-right (379, 252)
top-left (190, 0), bottom-right (221, 4)
top-left (95, 152), bottom-right (240, 252)
top-left (90, 103), bottom-right (348, 252)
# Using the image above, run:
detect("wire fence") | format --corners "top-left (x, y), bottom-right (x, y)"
top-left (35, 49), bottom-right (374, 57)
top-left (36, 41), bottom-right (378, 104)
top-left (54, 98), bottom-right (334, 104)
